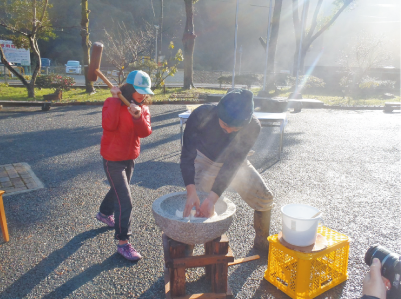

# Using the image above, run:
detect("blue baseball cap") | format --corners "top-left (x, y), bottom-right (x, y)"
top-left (217, 89), bottom-right (254, 127)
top-left (126, 70), bottom-right (154, 95)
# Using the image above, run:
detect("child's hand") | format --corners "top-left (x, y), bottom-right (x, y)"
top-left (110, 86), bottom-right (121, 98)
top-left (128, 103), bottom-right (141, 118)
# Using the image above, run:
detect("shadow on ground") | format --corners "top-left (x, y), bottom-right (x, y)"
top-left (0, 227), bottom-right (119, 298)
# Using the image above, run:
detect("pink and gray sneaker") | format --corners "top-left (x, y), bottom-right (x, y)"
top-left (117, 243), bottom-right (142, 261)
top-left (96, 212), bottom-right (115, 228)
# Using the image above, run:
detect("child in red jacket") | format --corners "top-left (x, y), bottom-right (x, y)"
top-left (96, 70), bottom-right (153, 261)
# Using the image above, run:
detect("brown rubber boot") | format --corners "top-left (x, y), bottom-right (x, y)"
top-left (253, 210), bottom-right (272, 252)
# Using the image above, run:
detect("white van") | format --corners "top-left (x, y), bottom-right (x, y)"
top-left (65, 60), bottom-right (81, 74)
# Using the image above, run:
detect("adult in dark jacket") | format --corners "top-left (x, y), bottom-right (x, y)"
top-left (96, 70), bottom-right (153, 261)
top-left (180, 89), bottom-right (274, 250)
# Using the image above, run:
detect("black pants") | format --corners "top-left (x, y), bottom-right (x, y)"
top-left (100, 158), bottom-right (135, 241)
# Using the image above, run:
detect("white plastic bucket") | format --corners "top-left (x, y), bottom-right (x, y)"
top-left (281, 204), bottom-right (322, 247)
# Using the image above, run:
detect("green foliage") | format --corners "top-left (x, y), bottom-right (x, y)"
top-left (131, 42), bottom-right (184, 89)
top-left (0, 0), bottom-right (55, 49)
top-left (35, 74), bottom-right (76, 91)
top-left (359, 77), bottom-right (395, 91)
top-left (35, 74), bottom-right (53, 89)
top-left (289, 75), bottom-right (326, 91)
top-left (340, 75), bottom-right (396, 97)
top-left (217, 74), bottom-right (261, 89)
top-left (338, 33), bottom-right (393, 98)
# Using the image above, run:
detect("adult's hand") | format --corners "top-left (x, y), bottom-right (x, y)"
top-left (184, 184), bottom-right (200, 217)
top-left (110, 86), bottom-right (121, 98)
top-left (128, 103), bottom-right (142, 119)
top-left (362, 258), bottom-right (388, 299)
top-left (196, 191), bottom-right (219, 218)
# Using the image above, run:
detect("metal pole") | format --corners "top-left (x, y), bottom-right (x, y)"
top-left (155, 25), bottom-right (159, 63)
top-left (232, 0), bottom-right (239, 88)
top-left (239, 45), bottom-right (243, 75)
top-left (4, 65), bottom-right (7, 84)
top-left (294, 0), bottom-right (307, 96)
top-left (262, 0), bottom-right (274, 91)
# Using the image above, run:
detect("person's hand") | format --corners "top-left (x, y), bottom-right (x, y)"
top-left (362, 258), bottom-right (389, 299)
top-left (110, 86), bottom-right (121, 98)
top-left (196, 191), bottom-right (219, 218)
top-left (128, 103), bottom-right (141, 118)
top-left (184, 184), bottom-right (200, 217)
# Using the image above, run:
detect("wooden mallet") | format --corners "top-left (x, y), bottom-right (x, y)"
top-left (88, 42), bottom-right (131, 107)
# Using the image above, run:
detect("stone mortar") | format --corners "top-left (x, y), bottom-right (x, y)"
top-left (152, 191), bottom-right (236, 245)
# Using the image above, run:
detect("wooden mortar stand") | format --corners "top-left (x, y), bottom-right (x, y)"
top-left (163, 233), bottom-right (234, 299)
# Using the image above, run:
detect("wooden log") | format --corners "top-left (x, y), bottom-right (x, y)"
top-left (163, 233), bottom-right (234, 298)
top-left (0, 190), bottom-right (9, 242)
top-left (162, 233), bottom-right (171, 262)
top-left (166, 253), bottom-right (234, 269)
top-left (164, 266), bottom-right (172, 299)
top-left (228, 255), bottom-right (260, 267)
top-left (211, 235), bottom-right (229, 293)
top-left (167, 236), bottom-right (188, 297)
top-left (227, 285), bottom-right (234, 299)
top-left (204, 240), bottom-right (213, 280)
top-left (174, 293), bottom-right (228, 299)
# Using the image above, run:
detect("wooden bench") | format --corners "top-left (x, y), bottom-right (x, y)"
top-left (0, 100), bottom-right (51, 111)
top-left (384, 102), bottom-right (401, 113)
top-left (0, 190), bottom-right (9, 242)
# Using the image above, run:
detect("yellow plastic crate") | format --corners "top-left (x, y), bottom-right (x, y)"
top-left (264, 226), bottom-right (350, 299)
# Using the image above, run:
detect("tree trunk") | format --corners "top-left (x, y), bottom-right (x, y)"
top-left (81, 0), bottom-right (94, 93)
top-left (27, 36), bottom-right (43, 98)
top-left (292, 0), bottom-right (351, 76)
top-left (0, 46), bottom-right (29, 89)
top-left (159, 0), bottom-right (163, 58)
top-left (292, 0), bottom-right (301, 76)
top-left (266, 0), bottom-right (283, 91)
top-left (292, 0), bottom-right (309, 76)
top-left (182, 0), bottom-right (196, 89)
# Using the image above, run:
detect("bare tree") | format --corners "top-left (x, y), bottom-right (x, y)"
top-left (338, 32), bottom-right (392, 97)
top-left (259, 0), bottom-right (283, 93)
top-left (81, 0), bottom-right (94, 93)
top-left (292, 0), bottom-right (353, 76)
top-left (102, 22), bottom-right (155, 84)
top-left (182, 0), bottom-right (197, 89)
top-left (159, 0), bottom-right (163, 58)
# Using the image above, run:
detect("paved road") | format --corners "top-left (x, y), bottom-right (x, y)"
top-left (0, 105), bottom-right (399, 298)
top-left (0, 71), bottom-right (257, 89)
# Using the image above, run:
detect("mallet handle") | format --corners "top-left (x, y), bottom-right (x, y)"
top-left (94, 69), bottom-right (131, 107)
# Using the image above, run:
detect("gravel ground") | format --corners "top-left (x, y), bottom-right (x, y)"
top-left (0, 105), bottom-right (399, 299)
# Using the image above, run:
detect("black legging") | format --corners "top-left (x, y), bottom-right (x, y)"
top-left (100, 158), bottom-right (135, 241)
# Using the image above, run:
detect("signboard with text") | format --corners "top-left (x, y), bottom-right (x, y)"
top-left (0, 40), bottom-right (31, 66)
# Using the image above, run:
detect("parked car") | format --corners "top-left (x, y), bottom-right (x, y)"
top-left (65, 60), bottom-right (81, 74)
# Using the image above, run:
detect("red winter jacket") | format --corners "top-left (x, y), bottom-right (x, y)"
top-left (100, 97), bottom-right (152, 161)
